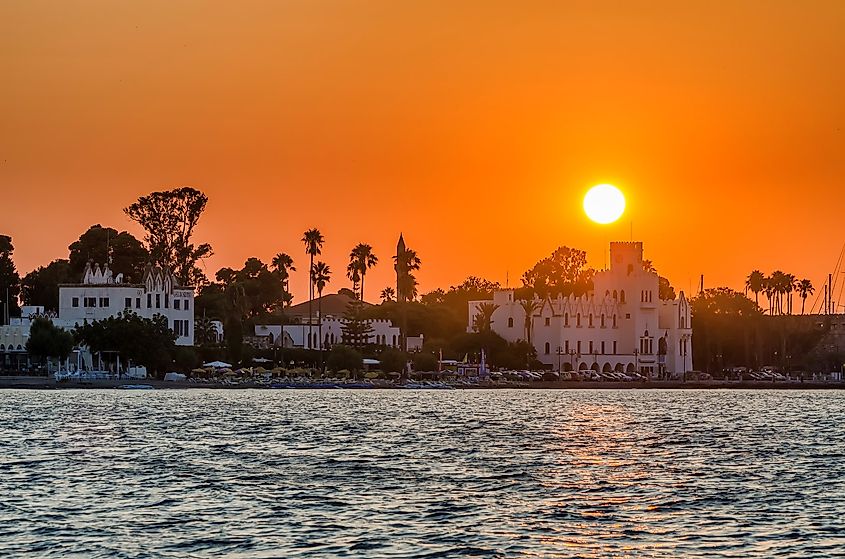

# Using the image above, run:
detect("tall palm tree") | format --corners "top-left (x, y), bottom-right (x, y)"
top-left (380, 287), bottom-right (395, 303)
top-left (302, 228), bottom-right (324, 350)
top-left (394, 247), bottom-right (421, 302)
top-left (346, 261), bottom-right (361, 298)
top-left (518, 298), bottom-right (541, 346)
top-left (311, 261), bottom-right (331, 368)
top-left (271, 253), bottom-right (296, 303)
top-left (797, 279), bottom-right (814, 314)
top-left (349, 243), bottom-right (378, 302)
top-left (784, 273), bottom-right (797, 315)
top-left (473, 302), bottom-right (500, 333)
top-left (746, 270), bottom-right (765, 307)
top-left (770, 270), bottom-right (788, 315)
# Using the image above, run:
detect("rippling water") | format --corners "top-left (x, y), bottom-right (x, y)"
top-left (1, 389), bottom-right (844, 558)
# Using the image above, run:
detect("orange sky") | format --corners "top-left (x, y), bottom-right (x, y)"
top-left (2, 1), bottom-right (844, 308)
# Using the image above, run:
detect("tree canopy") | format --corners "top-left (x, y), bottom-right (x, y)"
top-left (21, 259), bottom-right (73, 310)
top-left (68, 224), bottom-right (149, 282)
top-left (520, 246), bottom-right (594, 298)
top-left (124, 187), bottom-right (212, 286)
top-left (26, 318), bottom-right (74, 362)
top-left (0, 235), bottom-right (21, 320)
top-left (74, 311), bottom-right (176, 372)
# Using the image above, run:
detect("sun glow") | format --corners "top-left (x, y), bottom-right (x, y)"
top-left (583, 184), bottom-right (625, 224)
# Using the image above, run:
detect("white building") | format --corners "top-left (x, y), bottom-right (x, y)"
top-left (255, 318), bottom-right (405, 350)
top-left (58, 262), bottom-right (195, 346)
top-left (468, 242), bottom-right (692, 378)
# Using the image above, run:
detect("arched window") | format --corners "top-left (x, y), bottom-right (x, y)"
top-left (564, 313), bottom-right (569, 327)
top-left (605, 290), bottom-right (610, 298)
top-left (613, 314), bottom-right (617, 328)
top-left (508, 317), bottom-right (514, 328)
top-left (620, 290), bottom-right (626, 304)
top-left (601, 314), bottom-right (606, 328)
top-left (392, 334), bottom-right (397, 346)
top-left (544, 342), bottom-right (550, 355)
top-left (589, 314), bottom-right (593, 328)
top-left (613, 290), bottom-right (618, 300)
top-left (577, 313), bottom-right (581, 327)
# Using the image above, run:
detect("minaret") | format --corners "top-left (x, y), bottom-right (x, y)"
top-left (396, 233), bottom-right (406, 302)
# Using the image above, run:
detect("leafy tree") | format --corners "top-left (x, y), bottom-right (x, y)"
top-left (411, 352), bottom-right (438, 372)
top-left (224, 315), bottom-right (244, 365)
top-left (326, 345), bottom-right (364, 373)
top-left (68, 224), bottom-right (148, 282)
top-left (124, 187), bottom-right (212, 286)
top-left (521, 246), bottom-right (593, 297)
top-left (0, 235), bottom-right (21, 320)
top-left (341, 299), bottom-right (374, 348)
top-left (74, 311), bottom-right (176, 373)
top-left (26, 318), bottom-right (74, 365)
top-left (21, 259), bottom-right (73, 310)
top-left (691, 288), bottom-right (761, 373)
top-left (380, 348), bottom-right (409, 373)
top-left (173, 346), bottom-right (200, 371)
top-left (658, 276), bottom-right (677, 301)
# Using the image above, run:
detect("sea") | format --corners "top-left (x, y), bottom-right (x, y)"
top-left (1, 389), bottom-right (843, 558)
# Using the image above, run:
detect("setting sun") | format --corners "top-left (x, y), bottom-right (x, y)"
top-left (583, 184), bottom-right (626, 224)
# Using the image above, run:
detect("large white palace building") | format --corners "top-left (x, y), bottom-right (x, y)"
top-left (468, 242), bottom-right (692, 377)
top-left (57, 262), bottom-right (195, 346)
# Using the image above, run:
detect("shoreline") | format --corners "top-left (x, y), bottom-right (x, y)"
top-left (1, 376), bottom-right (843, 391)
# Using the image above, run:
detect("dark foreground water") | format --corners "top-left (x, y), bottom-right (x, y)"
top-left (1, 389), bottom-right (844, 558)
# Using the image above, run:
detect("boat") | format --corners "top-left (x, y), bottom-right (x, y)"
top-left (119, 384), bottom-right (155, 390)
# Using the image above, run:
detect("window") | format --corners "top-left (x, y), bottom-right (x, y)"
top-left (545, 317), bottom-right (550, 326)
top-left (99, 297), bottom-right (109, 307)
top-left (72, 297), bottom-right (79, 308)
top-left (601, 341), bottom-right (605, 354)
top-left (175, 299), bottom-right (181, 310)
top-left (508, 317), bottom-right (514, 327)
top-left (184, 299), bottom-right (190, 310)
top-left (577, 341), bottom-right (582, 354)
top-left (564, 313), bottom-right (569, 327)
top-left (165, 294), bottom-right (169, 309)
top-left (565, 340), bottom-right (570, 353)
top-left (124, 297), bottom-right (132, 309)
top-left (601, 314), bottom-right (606, 328)
top-left (626, 313), bottom-right (631, 319)
top-left (589, 315), bottom-right (593, 328)
top-left (84, 297), bottom-right (96, 308)
top-left (147, 294), bottom-right (152, 308)
top-left (620, 290), bottom-right (626, 303)
top-left (613, 314), bottom-right (617, 328)
top-left (613, 290), bottom-right (618, 301)
top-left (613, 341), bottom-right (617, 355)
top-left (155, 294), bottom-right (161, 309)
top-left (577, 314), bottom-right (581, 327)
top-left (544, 342), bottom-right (550, 355)
top-left (589, 341), bottom-right (594, 354)
top-left (135, 297), bottom-right (141, 309)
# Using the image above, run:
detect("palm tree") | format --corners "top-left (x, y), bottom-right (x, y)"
top-left (797, 279), bottom-right (814, 314)
top-left (394, 247), bottom-right (421, 302)
top-left (518, 297), bottom-right (541, 346)
top-left (784, 273), bottom-right (797, 315)
top-left (311, 261), bottom-right (331, 368)
top-left (473, 302), bottom-right (499, 333)
top-left (194, 315), bottom-right (219, 346)
top-left (380, 287), bottom-right (395, 303)
top-left (746, 270), bottom-right (765, 307)
top-left (346, 261), bottom-right (361, 298)
top-left (770, 270), bottom-right (788, 315)
top-left (349, 243), bottom-right (378, 302)
top-left (271, 253), bottom-right (296, 303)
top-left (302, 228), bottom-right (324, 350)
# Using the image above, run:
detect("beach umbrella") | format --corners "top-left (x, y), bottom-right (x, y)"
top-left (252, 357), bottom-right (272, 363)
top-left (203, 360), bottom-right (232, 369)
